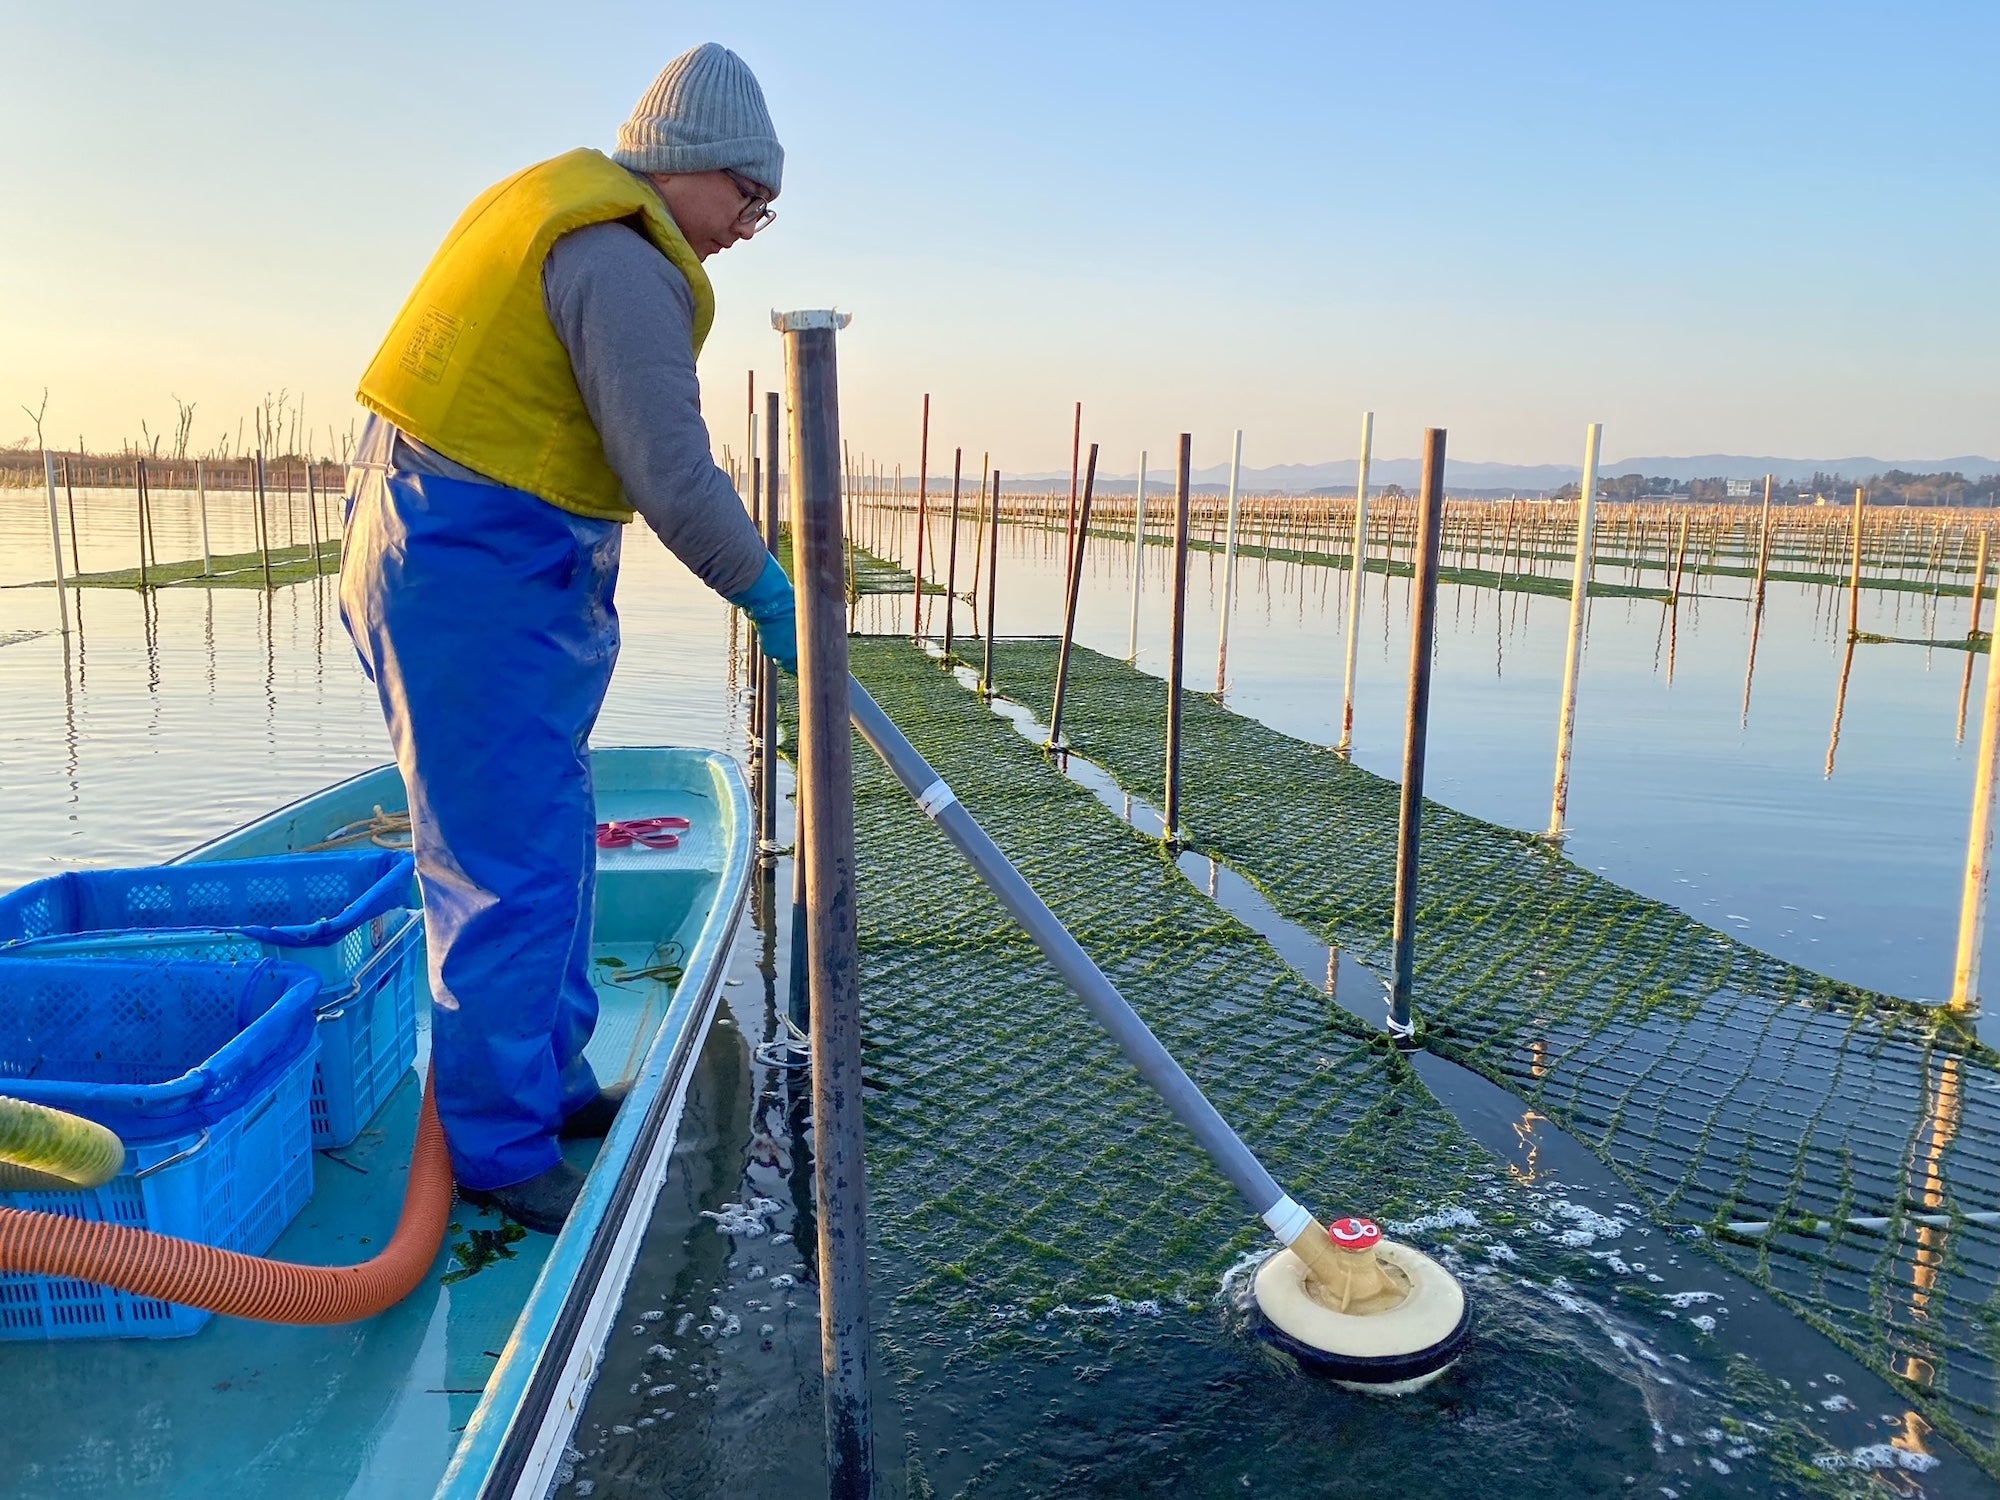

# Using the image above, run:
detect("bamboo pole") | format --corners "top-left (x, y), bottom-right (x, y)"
top-left (1127, 451), bottom-right (1148, 662)
top-left (1953, 578), bottom-right (2000, 1016)
top-left (60, 456), bottom-right (79, 575)
top-left (1389, 428), bottom-right (1448, 1041)
top-left (134, 458), bottom-right (151, 590)
top-left (1545, 422), bottom-right (1602, 841)
top-left (941, 447), bottom-right (964, 658)
top-left (1063, 400), bottom-right (1082, 576)
top-left (197, 458), bottom-right (212, 575)
top-left (1846, 486), bottom-right (1866, 640)
top-left (775, 308), bottom-right (875, 1500)
top-left (1048, 443), bottom-right (1098, 751)
top-left (912, 393), bottom-right (930, 641)
top-left (1337, 412), bottom-right (1374, 754)
top-left (1162, 434), bottom-right (1193, 845)
top-left (1214, 428), bottom-right (1244, 694)
top-left (41, 453), bottom-right (70, 635)
top-left (1958, 533), bottom-right (1990, 742)
top-left (254, 449), bottom-right (273, 589)
top-left (980, 470), bottom-right (1000, 697)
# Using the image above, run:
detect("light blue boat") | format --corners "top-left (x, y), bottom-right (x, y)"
top-left (1, 747), bottom-right (753, 1499)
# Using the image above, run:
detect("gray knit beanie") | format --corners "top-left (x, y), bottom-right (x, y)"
top-left (612, 43), bottom-right (783, 196)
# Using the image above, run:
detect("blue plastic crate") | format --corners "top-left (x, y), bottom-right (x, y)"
top-left (0, 958), bottom-right (321, 1340)
top-left (8, 914), bottom-right (426, 1151)
top-left (0, 852), bottom-right (424, 1149)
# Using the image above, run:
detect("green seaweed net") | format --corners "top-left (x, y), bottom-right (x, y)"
top-left (979, 637), bottom-right (2000, 1477)
top-left (29, 541), bottom-right (341, 590)
top-left (815, 640), bottom-right (1905, 1496)
top-left (773, 530), bottom-right (940, 598)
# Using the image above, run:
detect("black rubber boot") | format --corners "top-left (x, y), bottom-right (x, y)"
top-left (558, 1080), bottom-right (632, 1140)
top-left (458, 1159), bottom-right (588, 1235)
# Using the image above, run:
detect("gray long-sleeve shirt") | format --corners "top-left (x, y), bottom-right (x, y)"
top-left (393, 213), bottom-right (769, 600)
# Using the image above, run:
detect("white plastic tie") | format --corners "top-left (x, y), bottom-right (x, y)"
top-left (916, 778), bottom-right (958, 820)
top-left (1262, 1195), bottom-right (1314, 1246)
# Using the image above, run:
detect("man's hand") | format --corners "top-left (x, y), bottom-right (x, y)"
top-left (729, 553), bottom-right (798, 674)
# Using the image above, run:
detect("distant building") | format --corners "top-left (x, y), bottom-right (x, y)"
top-left (1725, 478), bottom-right (1755, 498)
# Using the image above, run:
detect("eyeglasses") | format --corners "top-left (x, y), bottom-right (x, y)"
top-left (723, 169), bottom-right (776, 234)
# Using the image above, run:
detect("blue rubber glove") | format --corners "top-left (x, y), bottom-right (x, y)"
top-left (729, 553), bottom-right (798, 674)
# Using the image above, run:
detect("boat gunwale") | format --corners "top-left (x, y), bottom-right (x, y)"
top-left (441, 746), bottom-right (754, 1500)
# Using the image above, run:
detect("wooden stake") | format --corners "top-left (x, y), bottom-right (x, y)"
top-left (774, 308), bottom-right (876, 1500)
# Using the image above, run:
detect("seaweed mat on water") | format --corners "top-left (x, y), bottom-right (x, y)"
top-left (827, 641), bottom-right (1886, 1497)
top-left (981, 637), bottom-right (2000, 1475)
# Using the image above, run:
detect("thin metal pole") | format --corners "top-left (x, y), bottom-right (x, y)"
top-left (42, 453), bottom-right (71, 634)
top-left (1388, 428), bottom-right (1448, 1041)
top-left (981, 470), bottom-right (1001, 696)
top-left (1337, 412), bottom-right (1373, 754)
top-left (942, 448), bottom-right (963, 658)
top-left (912, 394), bottom-right (930, 641)
top-left (1127, 450), bottom-right (1148, 662)
top-left (197, 458), bottom-right (212, 575)
top-left (760, 391), bottom-right (783, 858)
top-left (1214, 428), bottom-right (1244, 694)
top-left (775, 307), bottom-right (874, 1500)
top-left (1545, 422), bottom-right (1602, 840)
top-left (1953, 562), bottom-right (2000, 1016)
top-left (1048, 443), bottom-right (1099, 751)
top-left (1162, 434), bottom-right (1193, 844)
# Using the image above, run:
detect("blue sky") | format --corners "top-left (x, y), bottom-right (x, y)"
top-left (3, 1), bottom-right (1994, 474)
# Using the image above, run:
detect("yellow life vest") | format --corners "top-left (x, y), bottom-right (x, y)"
top-left (355, 147), bottom-right (714, 522)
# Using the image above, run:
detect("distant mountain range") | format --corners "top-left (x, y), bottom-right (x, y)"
top-left (999, 454), bottom-right (2000, 495)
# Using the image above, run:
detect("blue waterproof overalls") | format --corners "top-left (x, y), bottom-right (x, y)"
top-left (340, 415), bottom-right (618, 1190)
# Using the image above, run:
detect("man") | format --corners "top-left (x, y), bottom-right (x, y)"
top-left (340, 43), bottom-right (795, 1233)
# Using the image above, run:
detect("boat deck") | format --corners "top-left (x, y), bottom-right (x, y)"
top-left (2, 749), bottom-right (750, 1500)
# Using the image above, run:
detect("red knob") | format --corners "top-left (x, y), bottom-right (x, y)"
top-left (1328, 1216), bottom-right (1382, 1252)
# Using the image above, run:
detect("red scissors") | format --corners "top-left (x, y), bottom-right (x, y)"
top-left (595, 815), bottom-right (692, 850)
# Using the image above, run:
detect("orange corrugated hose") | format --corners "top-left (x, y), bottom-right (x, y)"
top-left (0, 1074), bottom-right (454, 1324)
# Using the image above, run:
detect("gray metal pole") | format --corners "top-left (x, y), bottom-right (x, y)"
top-left (1047, 443), bottom-right (1099, 751)
top-left (848, 678), bottom-right (1335, 1268)
top-left (1388, 428), bottom-right (1447, 1041)
top-left (942, 447), bottom-right (963, 658)
top-left (980, 470), bottom-right (1000, 696)
top-left (1162, 434), bottom-right (1193, 844)
top-left (776, 308), bottom-right (874, 1500)
top-left (759, 391), bottom-right (783, 859)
